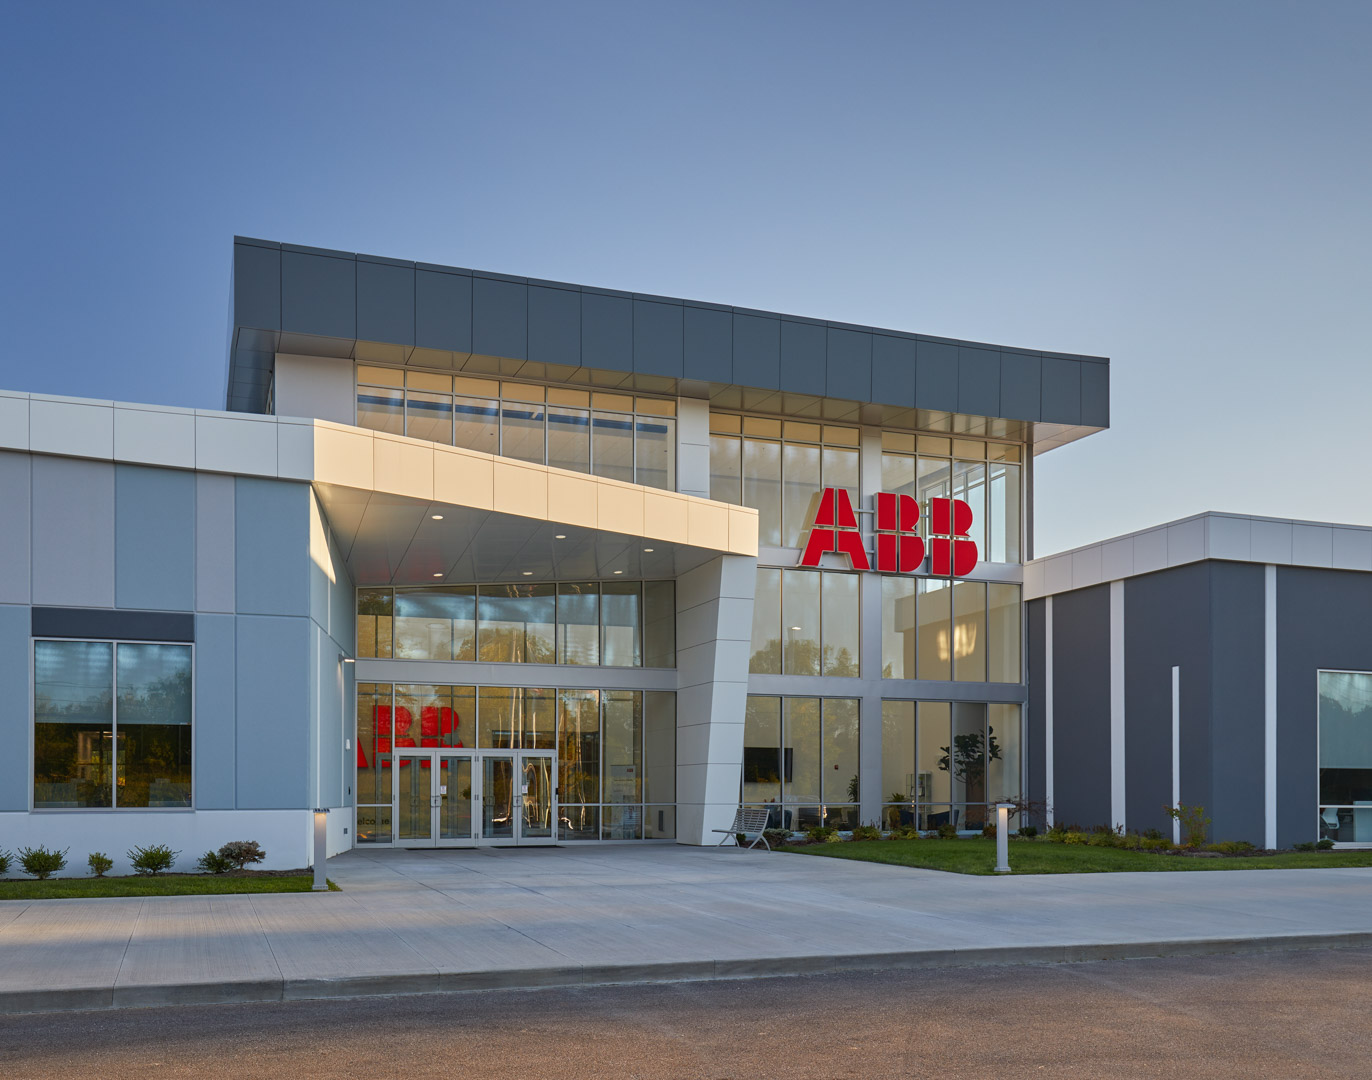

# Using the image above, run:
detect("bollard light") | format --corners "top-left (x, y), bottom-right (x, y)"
top-left (994, 803), bottom-right (1014, 874)
top-left (313, 808), bottom-right (329, 891)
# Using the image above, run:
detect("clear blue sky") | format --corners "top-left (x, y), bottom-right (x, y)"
top-left (1, 1), bottom-right (1367, 554)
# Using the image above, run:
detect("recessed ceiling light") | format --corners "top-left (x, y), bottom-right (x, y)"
top-left (613, 570), bottom-right (624, 575)
top-left (554, 534), bottom-right (567, 540)
top-left (789, 625), bottom-right (802, 631)
top-left (643, 548), bottom-right (654, 553)
top-left (431, 514), bottom-right (444, 521)
top-left (522, 571), bottom-right (533, 576)
top-left (433, 572), bottom-right (443, 578)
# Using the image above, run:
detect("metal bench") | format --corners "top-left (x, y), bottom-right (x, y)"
top-left (713, 807), bottom-right (774, 850)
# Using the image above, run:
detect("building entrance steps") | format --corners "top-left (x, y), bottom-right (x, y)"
top-left (2, 846), bottom-right (1371, 1015)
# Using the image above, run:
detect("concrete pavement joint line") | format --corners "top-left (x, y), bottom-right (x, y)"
top-left (5, 931), bottom-right (1372, 1016)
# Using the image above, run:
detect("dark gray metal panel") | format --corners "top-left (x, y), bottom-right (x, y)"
top-left (471, 277), bottom-right (527, 360)
top-left (194, 613), bottom-right (236, 809)
top-left (871, 334), bottom-right (916, 407)
top-left (415, 268), bottom-right (472, 354)
top-left (683, 306), bottom-right (732, 383)
top-left (1081, 360), bottom-right (1110, 427)
top-left (582, 292), bottom-right (633, 372)
top-left (915, 341), bottom-right (959, 413)
top-left (32, 607), bottom-right (196, 641)
top-left (1026, 597), bottom-right (1047, 827)
top-left (1051, 584), bottom-right (1111, 827)
top-left (957, 346), bottom-right (1001, 418)
top-left (1040, 357), bottom-right (1082, 425)
top-left (1208, 562), bottom-right (1267, 845)
top-left (1275, 567), bottom-right (1372, 847)
top-left (280, 250), bottom-right (355, 339)
top-left (732, 313), bottom-right (780, 390)
top-left (780, 320), bottom-right (825, 396)
top-left (1123, 564), bottom-right (1213, 838)
top-left (527, 285), bottom-right (581, 368)
top-left (233, 241), bottom-right (280, 331)
top-left (826, 328), bottom-right (872, 401)
top-left (356, 259), bottom-right (415, 346)
top-left (999, 352), bottom-right (1042, 422)
top-left (633, 299), bottom-right (684, 378)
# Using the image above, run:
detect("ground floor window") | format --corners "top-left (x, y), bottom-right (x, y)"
top-left (880, 700), bottom-right (1020, 832)
top-left (355, 683), bottom-right (675, 842)
top-left (741, 696), bottom-right (860, 830)
top-left (1318, 670), bottom-right (1372, 844)
top-left (33, 639), bottom-right (193, 809)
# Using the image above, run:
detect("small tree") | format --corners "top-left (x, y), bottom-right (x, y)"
top-left (218, 841), bottom-right (266, 871)
top-left (18, 846), bottom-right (67, 880)
top-left (1164, 803), bottom-right (1210, 848)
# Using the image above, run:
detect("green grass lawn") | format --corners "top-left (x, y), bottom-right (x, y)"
top-left (779, 837), bottom-right (1372, 875)
top-left (0, 875), bottom-right (335, 900)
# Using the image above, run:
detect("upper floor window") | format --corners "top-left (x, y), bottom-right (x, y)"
top-left (356, 367), bottom-right (677, 491)
top-left (33, 640), bottom-right (193, 809)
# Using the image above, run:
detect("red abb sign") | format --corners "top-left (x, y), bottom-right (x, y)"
top-left (798, 488), bottom-right (978, 576)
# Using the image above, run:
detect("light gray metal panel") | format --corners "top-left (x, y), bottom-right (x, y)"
top-left (115, 465), bottom-right (195, 611)
top-left (356, 259), bottom-right (415, 346)
top-left (683, 306), bottom-right (732, 383)
top-left (1040, 357), bottom-right (1082, 425)
top-left (633, 299), bottom-right (684, 378)
top-left (528, 285), bottom-right (581, 368)
top-left (233, 241), bottom-right (281, 331)
top-left (826, 328), bottom-right (872, 402)
top-left (1081, 360), bottom-right (1110, 427)
top-left (314, 622), bottom-right (344, 807)
top-left (957, 347), bottom-right (1001, 419)
top-left (870, 334), bottom-right (916, 407)
top-left (235, 614), bottom-right (311, 809)
top-left (999, 352), bottom-right (1042, 422)
top-left (0, 603), bottom-right (29, 810)
top-left (915, 341), bottom-right (959, 413)
top-left (196, 473), bottom-right (235, 613)
top-left (194, 613), bottom-right (237, 809)
top-left (234, 478), bottom-right (309, 617)
top-left (31, 457), bottom-right (114, 608)
top-left (582, 292), bottom-right (633, 372)
top-left (732, 313), bottom-right (780, 390)
top-left (0, 452), bottom-right (30, 603)
top-left (471, 277), bottom-right (528, 360)
top-left (415, 268), bottom-right (472, 354)
top-left (281, 250), bottom-right (356, 340)
top-left (780, 320), bottom-right (825, 396)
top-left (327, 521), bottom-right (355, 652)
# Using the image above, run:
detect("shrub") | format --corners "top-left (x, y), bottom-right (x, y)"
top-left (1143, 828), bottom-right (1165, 841)
top-left (936, 823), bottom-right (958, 840)
top-left (1316, 838), bottom-right (1335, 850)
top-left (850, 824), bottom-right (882, 842)
top-left (886, 826), bottom-right (921, 840)
top-left (1203, 840), bottom-right (1255, 855)
top-left (1140, 835), bottom-right (1173, 851)
top-left (127, 844), bottom-right (179, 876)
top-left (1061, 831), bottom-right (1088, 845)
top-left (196, 850), bottom-right (234, 874)
top-left (0, 849), bottom-right (11, 875)
top-left (18, 846), bottom-right (68, 880)
top-left (87, 852), bottom-right (113, 877)
top-left (981, 822), bottom-right (997, 839)
top-left (1017, 826), bottom-right (1038, 838)
top-left (218, 840), bottom-right (266, 870)
top-left (1163, 803), bottom-right (1210, 848)
top-left (805, 825), bottom-right (837, 843)
top-left (1293, 841), bottom-right (1316, 852)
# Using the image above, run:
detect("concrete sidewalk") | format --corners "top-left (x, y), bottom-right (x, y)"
top-left (2, 845), bottom-right (1370, 1014)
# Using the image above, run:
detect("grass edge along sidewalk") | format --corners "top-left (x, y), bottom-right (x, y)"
top-left (0, 875), bottom-right (337, 900)
top-left (779, 837), bottom-right (1372, 875)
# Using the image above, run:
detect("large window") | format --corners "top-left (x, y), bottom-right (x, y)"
top-left (741, 696), bottom-right (860, 830)
top-left (881, 579), bottom-right (1021, 683)
top-left (748, 568), bottom-right (860, 676)
top-left (880, 700), bottom-right (1020, 832)
top-left (1318, 671), bottom-right (1372, 845)
top-left (354, 684), bottom-right (675, 843)
top-left (357, 580), bottom-right (675, 668)
top-left (356, 367), bottom-right (677, 491)
top-left (34, 640), bottom-right (193, 809)
top-left (708, 414), bottom-right (860, 547)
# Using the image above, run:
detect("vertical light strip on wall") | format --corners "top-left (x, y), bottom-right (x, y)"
top-left (1044, 595), bottom-right (1054, 828)
top-left (1110, 580), bottom-right (1126, 830)
top-left (1264, 564), bottom-right (1278, 849)
top-left (1171, 665), bottom-right (1181, 846)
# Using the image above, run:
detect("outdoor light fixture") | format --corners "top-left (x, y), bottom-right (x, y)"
top-left (312, 808), bottom-right (329, 891)
top-left (994, 803), bottom-right (1014, 873)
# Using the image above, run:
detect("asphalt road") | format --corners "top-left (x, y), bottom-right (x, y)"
top-left (2, 949), bottom-right (1369, 1079)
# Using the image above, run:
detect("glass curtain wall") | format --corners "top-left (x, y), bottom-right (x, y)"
top-left (881, 581), bottom-right (1021, 682)
top-left (356, 684), bottom-right (675, 843)
top-left (357, 581), bottom-right (675, 668)
top-left (741, 696), bottom-right (860, 830)
top-left (356, 367), bottom-right (676, 490)
top-left (1318, 671), bottom-right (1372, 844)
top-left (880, 700), bottom-right (1021, 831)
top-left (748, 568), bottom-right (860, 676)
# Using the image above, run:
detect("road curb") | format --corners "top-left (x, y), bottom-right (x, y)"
top-left (5, 931), bottom-right (1371, 1015)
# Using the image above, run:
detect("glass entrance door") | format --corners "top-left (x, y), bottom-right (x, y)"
top-left (392, 749), bottom-right (554, 846)
top-left (479, 751), bottom-right (557, 845)
top-left (393, 750), bottom-right (475, 847)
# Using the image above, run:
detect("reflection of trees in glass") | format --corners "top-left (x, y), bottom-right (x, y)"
top-left (937, 727), bottom-right (1001, 803)
top-left (749, 638), bottom-right (858, 677)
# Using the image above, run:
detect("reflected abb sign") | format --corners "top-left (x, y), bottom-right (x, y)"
top-left (798, 488), bottom-right (978, 577)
